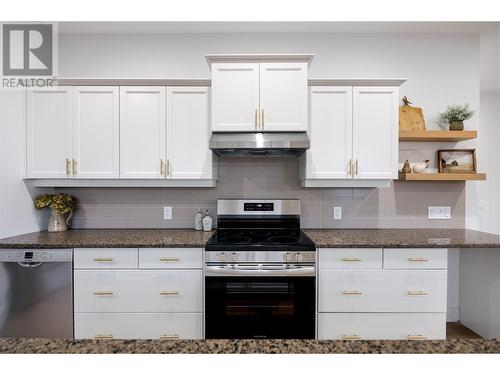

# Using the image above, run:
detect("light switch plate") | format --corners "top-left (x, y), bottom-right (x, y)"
top-left (428, 206), bottom-right (451, 220)
top-left (333, 207), bottom-right (342, 220)
top-left (163, 207), bottom-right (172, 220)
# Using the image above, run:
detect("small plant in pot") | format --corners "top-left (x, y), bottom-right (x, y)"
top-left (438, 104), bottom-right (475, 131)
top-left (34, 193), bottom-right (77, 232)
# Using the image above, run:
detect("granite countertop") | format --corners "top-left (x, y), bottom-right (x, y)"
top-left (0, 338), bottom-right (499, 354)
top-left (1, 228), bottom-right (500, 249)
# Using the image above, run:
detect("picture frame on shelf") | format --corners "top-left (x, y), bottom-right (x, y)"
top-left (437, 149), bottom-right (477, 173)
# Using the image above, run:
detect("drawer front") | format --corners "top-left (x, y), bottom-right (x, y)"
top-left (384, 249), bottom-right (447, 270)
top-left (74, 270), bottom-right (202, 313)
top-left (319, 269), bottom-right (447, 312)
top-left (74, 248), bottom-right (138, 269)
top-left (75, 312), bottom-right (203, 339)
top-left (318, 313), bottom-right (446, 340)
top-left (319, 248), bottom-right (382, 269)
top-left (139, 248), bottom-right (202, 269)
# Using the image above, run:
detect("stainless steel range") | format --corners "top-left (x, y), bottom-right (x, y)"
top-left (205, 199), bottom-right (316, 339)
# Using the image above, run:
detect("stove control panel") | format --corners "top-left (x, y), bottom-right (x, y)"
top-left (206, 251), bottom-right (315, 264)
top-left (244, 202), bottom-right (274, 212)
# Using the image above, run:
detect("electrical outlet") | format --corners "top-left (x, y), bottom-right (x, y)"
top-left (333, 206), bottom-right (342, 220)
top-left (163, 207), bottom-right (172, 220)
top-left (428, 206), bottom-right (451, 220)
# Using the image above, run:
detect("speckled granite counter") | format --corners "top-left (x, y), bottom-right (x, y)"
top-left (304, 229), bottom-right (500, 248)
top-left (0, 229), bottom-right (214, 249)
top-left (0, 338), bottom-right (499, 354)
top-left (1, 228), bottom-right (500, 249)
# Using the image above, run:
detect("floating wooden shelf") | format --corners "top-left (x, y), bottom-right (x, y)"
top-left (398, 172), bottom-right (486, 181)
top-left (399, 130), bottom-right (477, 142)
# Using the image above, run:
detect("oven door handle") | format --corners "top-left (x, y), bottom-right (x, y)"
top-left (205, 265), bottom-right (315, 277)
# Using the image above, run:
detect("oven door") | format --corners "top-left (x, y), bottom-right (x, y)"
top-left (205, 275), bottom-right (315, 339)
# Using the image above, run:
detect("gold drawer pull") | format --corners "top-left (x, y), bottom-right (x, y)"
top-left (65, 158), bottom-right (71, 175)
top-left (407, 335), bottom-right (427, 340)
top-left (408, 291), bottom-right (428, 296)
top-left (160, 291), bottom-right (180, 296)
top-left (341, 335), bottom-right (362, 340)
top-left (341, 257), bottom-right (362, 262)
top-left (408, 258), bottom-right (429, 262)
top-left (94, 291), bottom-right (114, 296)
top-left (160, 334), bottom-right (180, 340)
top-left (93, 257), bottom-right (114, 262)
top-left (160, 257), bottom-right (180, 262)
top-left (94, 334), bottom-right (114, 339)
top-left (342, 290), bottom-right (363, 295)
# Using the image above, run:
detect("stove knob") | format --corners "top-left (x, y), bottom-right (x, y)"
top-left (218, 252), bottom-right (227, 262)
top-left (283, 252), bottom-right (291, 262)
top-left (295, 252), bottom-right (303, 262)
top-left (230, 252), bottom-right (238, 262)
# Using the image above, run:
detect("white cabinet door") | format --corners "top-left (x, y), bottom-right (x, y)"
top-left (305, 86), bottom-right (353, 179)
top-left (211, 63), bottom-right (260, 132)
top-left (166, 87), bottom-right (212, 179)
top-left (73, 86), bottom-right (119, 178)
top-left (119, 87), bottom-right (166, 178)
top-left (259, 62), bottom-right (308, 131)
top-left (27, 87), bottom-right (72, 178)
top-left (352, 86), bottom-right (398, 179)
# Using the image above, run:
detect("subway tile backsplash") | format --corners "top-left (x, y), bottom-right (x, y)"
top-left (57, 158), bottom-right (465, 229)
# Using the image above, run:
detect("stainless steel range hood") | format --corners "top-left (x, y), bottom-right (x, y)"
top-left (209, 132), bottom-right (310, 157)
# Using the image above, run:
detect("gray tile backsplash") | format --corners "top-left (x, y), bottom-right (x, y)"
top-left (57, 158), bottom-right (465, 229)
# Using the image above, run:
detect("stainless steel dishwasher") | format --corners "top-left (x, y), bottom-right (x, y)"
top-left (0, 249), bottom-right (73, 338)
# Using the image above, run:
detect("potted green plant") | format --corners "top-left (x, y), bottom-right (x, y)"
top-left (34, 193), bottom-right (77, 232)
top-left (438, 104), bottom-right (475, 131)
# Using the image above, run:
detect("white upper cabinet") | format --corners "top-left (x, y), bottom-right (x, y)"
top-left (305, 86), bottom-right (353, 179)
top-left (166, 87), bottom-right (212, 180)
top-left (211, 63), bottom-right (260, 132)
top-left (73, 87), bottom-right (119, 178)
top-left (208, 55), bottom-right (312, 132)
top-left (120, 87), bottom-right (166, 179)
top-left (259, 62), bottom-right (308, 131)
top-left (27, 87), bottom-right (72, 178)
top-left (352, 87), bottom-right (399, 180)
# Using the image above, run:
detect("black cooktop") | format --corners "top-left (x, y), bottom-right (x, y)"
top-left (205, 229), bottom-right (316, 251)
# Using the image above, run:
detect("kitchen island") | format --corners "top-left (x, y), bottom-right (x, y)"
top-left (1, 338), bottom-right (499, 354)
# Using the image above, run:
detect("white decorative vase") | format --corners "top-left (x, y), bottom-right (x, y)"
top-left (48, 209), bottom-right (71, 232)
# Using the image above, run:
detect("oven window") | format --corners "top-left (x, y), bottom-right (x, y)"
top-left (205, 276), bottom-right (315, 339)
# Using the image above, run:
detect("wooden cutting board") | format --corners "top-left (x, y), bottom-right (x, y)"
top-left (399, 104), bottom-right (426, 131)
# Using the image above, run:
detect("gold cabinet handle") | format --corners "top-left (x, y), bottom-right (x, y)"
top-left (342, 290), bottom-right (363, 295)
top-left (355, 159), bottom-right (359, 175)
top-left (72, 159), bottom-right (77, 175)
top-left (261, 109), bottom-right (264, 130)
top-left (167, 159), bottom-right (172, 176)
top-left (94, 334), bottom-right (114, 339)
top-left (160, 257), bottom-right (180, 262)
top-left (255, 109), bottom-right (258, 130)
top-left (408, 291), bottom-right (428, 296)
top-left (408, 258), bottom-right (429, 262)
top-left (160, 291), bottom-right (180, 296)
top-left (347, 159), bottom-right (352, 176)
top-left (160, 334), bottom-right (180, 340)
top-left (341, 257), bottom-right (362, 262)
top-left (65, 159), bottom-right (71, 175)
top-left (341, 335), bottom-right (362, 340)
top-left (407, 335), bottom-right (427, 340)
top-left (93, 291), bottom-right (114, 296)
top-left (160, 159), bottom-right (165, 176)
top-left (93, 257), bottom-right (114, 262)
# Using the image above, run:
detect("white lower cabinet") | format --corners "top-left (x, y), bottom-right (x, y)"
top-left (75, 313), bottom-right (203, 340)
top-left (318, 313), bottom-right (446, 340)
top-left (73, 248), bottom-right (203, 339)
top-left (317, 248), bottom-right (448, 340)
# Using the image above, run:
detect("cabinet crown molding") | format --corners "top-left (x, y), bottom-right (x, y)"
top-left (205, 54), bottom-right (314, 66)
top-left (308, 78), bottom-right (407, 86)
top-left (56, 78), bottom-right (211, 86)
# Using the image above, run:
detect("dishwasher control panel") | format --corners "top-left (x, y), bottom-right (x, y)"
top-left (0, 250), bottom-right (72, 262)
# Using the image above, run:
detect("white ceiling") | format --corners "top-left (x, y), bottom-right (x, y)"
top-left (58, 21), bottom-right (498, 35)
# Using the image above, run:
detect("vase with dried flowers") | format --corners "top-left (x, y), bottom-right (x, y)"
top-left (34, 193), bottom-right (77, 232)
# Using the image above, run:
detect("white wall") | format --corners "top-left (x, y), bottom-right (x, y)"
top-left (0, 91), bottom-right (48, 239)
